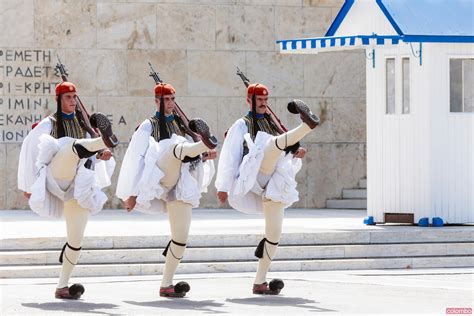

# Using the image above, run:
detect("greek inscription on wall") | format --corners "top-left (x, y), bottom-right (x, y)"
top-left (0, 49), bottom-right (59, 142)
top-left (0, 49), bottom-right (127, 142)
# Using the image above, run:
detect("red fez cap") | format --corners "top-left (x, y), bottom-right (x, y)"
top-left (55, 81), bottom-right (77, 96)
top-left (154, 83), bottom-right (176, 97)
top-left (247, 83), bottom-right (269, 98)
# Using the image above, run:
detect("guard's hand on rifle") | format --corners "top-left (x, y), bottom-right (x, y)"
top-left (293, 147), bottom-right (307, 159)
top-left (203, 149), bottom-right (217, 161)
top-left (97, 149), bottom-right (113, 161)
top-left (217, 191), bottom-right (228, 204)
top-left (23, 192), bottom-right (31, 199)
top-left (124, 196), bottom-right (137, 212)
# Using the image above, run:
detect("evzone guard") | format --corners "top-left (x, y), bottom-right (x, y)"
top-left (116, 66), bottom-right (218, 298)
top-left (215, 69), bottom-right (320, 295)
top-left (18, 59), bottom-right (118, 299)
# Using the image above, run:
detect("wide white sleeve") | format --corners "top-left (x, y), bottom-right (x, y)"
top-left (17, 119), bottom-right (52, 193)
top-left (115, 120), bottom-right (152, 200)
top-left (215, 119), bottom-right (246, 193)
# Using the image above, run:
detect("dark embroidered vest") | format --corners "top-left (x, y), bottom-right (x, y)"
top-left (242, 113), bottom-right (281, 140)
top-left (50, 113), bottom-right (85, 139)
top-left (149, 115), bottom-right (186, 142)
top-left (241, 113), bottom-right (280, 156)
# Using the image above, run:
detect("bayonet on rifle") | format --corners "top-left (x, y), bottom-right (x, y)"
top-left (148, 62), bottom-right (162, 84)
top-left (236, 67), bottom-right (250, 88)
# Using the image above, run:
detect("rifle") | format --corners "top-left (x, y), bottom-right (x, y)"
top-left (55, 56), bottom-right (99, 138)
top-left (148, 62), bottom-right (200, 143)
top-left (236, 67), bottom-right (288, 133)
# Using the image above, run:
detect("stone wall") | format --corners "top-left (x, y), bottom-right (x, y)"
top-left (0, 0), bottom-right (366, 210)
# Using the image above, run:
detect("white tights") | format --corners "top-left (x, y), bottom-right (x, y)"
top-left (254, 200), bottom-right (285, 285)
top-left (161, 200), bottom-right (192, 287)
top-left (57, 199), bottom-right (89, 289)
top-left (49, 136), bottom-right (107, 289)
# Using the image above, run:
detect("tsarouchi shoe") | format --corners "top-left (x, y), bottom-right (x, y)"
top-left (253, 279), bottom-right (284, 295)
top-left (159, 281), bottom-right (190, 298)
top-left (55, 284), bottom-right (85, 299)
top-left (287, 99), bottom-right (320, 129)
top-left (188, 118), bottom-right (218, 150)
top-left (89, 112), bottom-right (119, 148)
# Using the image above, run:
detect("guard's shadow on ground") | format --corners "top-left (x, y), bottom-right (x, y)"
top-left (22, 302), bottom-right (121, 315)
top-left (226, 296), bottom-right (335, 313)
top-left (125, 299), bottom-right (226, 314)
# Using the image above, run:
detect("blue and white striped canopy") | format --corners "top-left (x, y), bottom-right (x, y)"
top-left (278, 0), bottom-right (474, 54)
top-left (277, 34), bottom-right (402, 54)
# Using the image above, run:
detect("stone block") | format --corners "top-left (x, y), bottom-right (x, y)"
top-left (112, 236), bottom-right (169, 249)
top-left (344, 244), bottom-right (448, 259)
top-left (334, 143), bottom-right (366, 191)
top-left (34, 0), bottom-right (96, 48)
top-left (156, 4), bottom-right (215, 50)
top-left (0, 49), bottom-right (58, 143)
top-left (97, 3), bottom-right (156, 49)
top-left (246, 51), bottom-right (304, 97)
top-left (0, 144), bottom-right (6, 209)
top-left (305, 144), bottom-right (339, 208)
top-left (304, 51), bottom-right (365, 98)
top-left (370, 230), bottom-right (474, 244)
top-left (187, 51), bottom-right (246, 97)
top-left (127, 50), bottom-right (187, 97)
top-left (275, 6), bottom-right (332, 40)
top-left (303, 257), bottom-right (414, 271)
top-left (446, 243), bottom-right (474, 255)
top-left (97, 96), bottom-right (151, 142)
top-left (216, 6), bottom-right (275, 51)
top-left (214, 97), bottom-right (247, 137)
top-left (273, 97), bottom-right (335, 143)
top-left (177, 97), bottom-right (219, 128)
top-left (247, 0), bottom-right (304, 5)
top-left (412, 256), bottom-right (474, 269)
top-left (98, 0), bottom-right (241, 3)
top-left (303, 0), bottom-right (345, 7)
top-left (6, 143), bottom-right (28, 210)
top-left (77, 96), bottom-right (98, 113)
top-left (96, 50), bottom-right (128, 96)
top-left (0, 97), bottom-right (51, 144)
top-left (63, 50), bottom-right (98, 96)
top-left (0, 48), bottom-right (59, 101)
top-left (0, 0), bottom-right (34, 47)
top-left (305, 142), bottom-right (366, 208)
top-left (332, 97), bottom-right (366, 143)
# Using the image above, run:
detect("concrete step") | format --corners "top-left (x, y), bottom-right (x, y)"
top-left (2, 230), bottom-right (474, 251)
top-left (1, 256), bottom-right (472, 279)
top-left (343, 189), bottom-right (367, 199)
top-left (327, 199), bottom-right (367, 209)
top-left (359, 179), bottom-right (367, 188)
top-left (1, 243), bottom-right (472, 266)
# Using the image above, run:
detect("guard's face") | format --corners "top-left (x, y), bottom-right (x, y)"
top-left (247, 95), bottom-right (268, 114)
top-left (58, 92), bottom-right (77, 114)
top-left (155, 94), bottom-right (176, 115)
